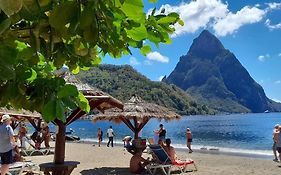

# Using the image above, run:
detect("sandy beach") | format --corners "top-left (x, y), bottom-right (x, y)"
top-left (24, 141), bottom-right (281, 175)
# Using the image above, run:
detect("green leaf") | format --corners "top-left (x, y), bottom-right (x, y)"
top-left (0, 0), bottom-right (23, 16)
top-left (91, 56), bottom-right (102, 66)
top-left (157, 16), bottom-right (178, 24)
top-left (147, 30), bottom-right (161, 44)
top-left (42, 99), bottom-right (57, 122)
top-left (57, 84), bottom-right (79, 98)
top-left (49, 1), bottom-right (77, 30)
top-left (77, 92), bottom-right (90, 113)
top-left (140, 45), bottom-right (151, 55)
top-left (15, 40), bottom-right (28, 51)
top-left (120, 0), bottom-right (144, 21)
top-left (0, 18), bottom-right (11, 35)
top-left (178, 19), bottom-right (184, 26)
top-left (26, 68), bottom-right (37, 82)
top-left (56, 100), bottom-right (65, 122)
top-left (149, 0), bottom-right (158, 3)
top-left (126, 24), bottom-right (147, 41)
top-left (79, 6), bottom-right (93, 29)
top-left (71, 65), bottom-right (80, 74)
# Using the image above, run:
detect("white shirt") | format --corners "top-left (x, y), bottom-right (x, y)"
top-left (107, 128), bottom-right (114, 137)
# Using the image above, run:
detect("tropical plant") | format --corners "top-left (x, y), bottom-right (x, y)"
top-left (0, 0), bottom-right (183, 122)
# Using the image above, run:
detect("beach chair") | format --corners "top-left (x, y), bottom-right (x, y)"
top-left (20, 137), bottom-right (54, 156)
top-left (146, 145), bottom-right (197, 175)
top-left (0, 161), bottom-right (41, 175)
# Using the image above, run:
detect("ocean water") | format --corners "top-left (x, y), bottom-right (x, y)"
top-left (49, 113), bottom-right (281, 158)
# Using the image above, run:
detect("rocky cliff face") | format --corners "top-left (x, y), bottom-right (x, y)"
top-left (163, 30), bottom-right (280, 113)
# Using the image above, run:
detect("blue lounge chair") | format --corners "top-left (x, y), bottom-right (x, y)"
top-left (147, 145), bottom-right (197, 175)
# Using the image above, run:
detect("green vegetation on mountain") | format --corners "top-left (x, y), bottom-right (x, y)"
top-left (77, 64), bottom-right (213, 115)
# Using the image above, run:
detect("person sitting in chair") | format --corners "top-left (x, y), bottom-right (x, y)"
top-left (163, 138), bottom-right (177, 161)
top-left (122, 136), bottom-right (135, 154)
top-left (129, 150), bottom-right (150, 174)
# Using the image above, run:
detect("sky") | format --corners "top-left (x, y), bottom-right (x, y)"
top-left (102, 0), bottom-right (281, 102)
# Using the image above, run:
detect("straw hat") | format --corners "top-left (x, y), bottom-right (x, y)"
top-left (1, 114), bottom-right (11, 122)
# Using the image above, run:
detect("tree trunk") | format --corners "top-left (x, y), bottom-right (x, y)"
top-left (54, 121), bottom-right (66, 165)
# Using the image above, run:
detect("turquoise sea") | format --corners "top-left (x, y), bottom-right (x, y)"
top-left (49, 113), bottom-right (281, 158)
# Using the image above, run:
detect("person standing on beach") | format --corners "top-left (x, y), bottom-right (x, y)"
top-left (0, 114), bottom-right (16, 175)
top-left (186, 128), bottom-right (193, 153)
top-left (276, 126), bottom-right (281, 163)
top-left (157, 124), bottom-right (166, 144)
top-left (97, 128), bottom-right (103, 147)
top-left (107, 126), bottom-right (115, 147)
top-left (273, 124), bottom-right (280, 162)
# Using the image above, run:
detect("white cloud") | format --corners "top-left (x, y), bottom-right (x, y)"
top-left (148, 0), bottom-right (280, 37)
top-left (213, 6), bottom-right (265, 36)
top-left (129, 57), bottom-right (140, 65)
top-left (258, 55), bottom-right (265, 62)
top-left (151, 0), bottom-right (228, 37)
top-left (265, 19), bottom-right (281, 30)
top-left (144, 60), bottom-right (152, 65)
top-left (278, 53), bottom-right (281, 57)
top-left (158, 75), bottom-right (165, 81)
top-left (266, 2), bottom-right (281, 10)
top-left (258, 54), bottom-right (270, 62)
top-left (147, 52), bottom-right (169, 63)
top-left (274, 80), bottom-right (281, 84)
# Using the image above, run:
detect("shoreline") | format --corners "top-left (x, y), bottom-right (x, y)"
top-left (78, 139), bottom-right (274, 160)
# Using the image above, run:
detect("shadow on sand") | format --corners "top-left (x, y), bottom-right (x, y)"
top-left (80, 167), bottom-right (131, 175)
top-left (80, 167), bottom-right (186, 175)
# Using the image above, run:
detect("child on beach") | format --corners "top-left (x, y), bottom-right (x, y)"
top-left (186, 128), bottom-right (193, 153)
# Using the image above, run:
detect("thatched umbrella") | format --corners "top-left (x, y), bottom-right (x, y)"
top-left (44, 72), bottom-right (123, 175)
top-left (0, 108), bottom-right (42, 130)
top-left (93, 95), bottom-right (181, 139)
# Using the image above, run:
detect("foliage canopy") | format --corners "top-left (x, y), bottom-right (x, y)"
top-left (0, 0), bottom-right (183, 122)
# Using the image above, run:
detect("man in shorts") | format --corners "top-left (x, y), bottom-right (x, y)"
top-left (0, 114), bottom-right (16, 175)
top-left (186, 128), bottom-right (193, 153)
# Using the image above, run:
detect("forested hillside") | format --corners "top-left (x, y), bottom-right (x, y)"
top-left (77, 64), bottom-right (214, 115)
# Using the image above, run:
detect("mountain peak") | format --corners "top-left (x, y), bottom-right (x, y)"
top-left (189, 30), bottom-right (225, 59)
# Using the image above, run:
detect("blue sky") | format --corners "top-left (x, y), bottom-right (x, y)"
top-left (102, 0), bottom-right (281, 102)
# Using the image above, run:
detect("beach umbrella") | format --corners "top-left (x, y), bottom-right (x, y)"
top-left (0, 107), bottom-right (43, 131)
top-left (49, 72), bottom-right (123, 174)
top-left (93, 95), bottom-right (181, 139)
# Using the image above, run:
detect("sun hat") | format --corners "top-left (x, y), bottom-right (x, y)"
top-left (1, 114), bottom-right (11, 123)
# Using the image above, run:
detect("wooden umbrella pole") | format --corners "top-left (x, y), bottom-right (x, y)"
top-left (133, 117), bottom-right (138, 139)
top-left (54, 120), bottom-right (66, 165)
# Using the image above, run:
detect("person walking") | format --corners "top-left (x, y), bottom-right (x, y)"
top-left (276, 126), bottom-right (281, 163)
top-left (97, 128), bottom-right (103, 147)
top-left (107, 126), bottom-right (115, 147)
top-left (273, 124), bottom-right (280, 162)
top-left (0, 114), bottom-right (16, 175)
top-left (186, 128), bottom-right (193, 153)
